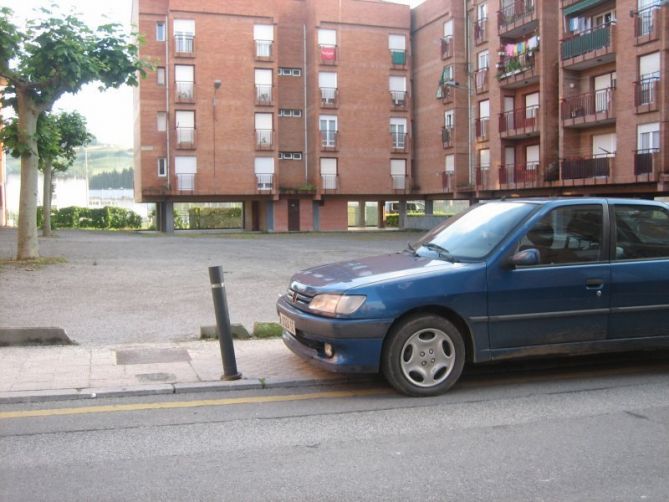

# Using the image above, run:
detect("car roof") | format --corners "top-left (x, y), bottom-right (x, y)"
top-left (486, 197), bottom-right (667, 208)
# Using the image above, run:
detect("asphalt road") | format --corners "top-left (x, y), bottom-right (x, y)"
top-left (0, 228), bottom-right (412, 345)
top-left (2, 353), bottom-right (668, 501)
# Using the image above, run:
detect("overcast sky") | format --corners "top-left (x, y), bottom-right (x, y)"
top-left (2, 0), bottom-right (424, 148)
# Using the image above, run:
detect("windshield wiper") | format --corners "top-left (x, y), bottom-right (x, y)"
top-left (422, 243), bottom-right (458, 262)
top-left (405, 241), bottom-right (417, 255)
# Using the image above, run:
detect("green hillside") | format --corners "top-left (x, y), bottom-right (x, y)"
top-left (6, 145), bottom-right (133, 178)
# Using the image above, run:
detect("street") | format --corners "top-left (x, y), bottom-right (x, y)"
top-left (2, 352), bottom-right (668, 501)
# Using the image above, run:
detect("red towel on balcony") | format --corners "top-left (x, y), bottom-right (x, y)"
top-left (321, 46), bottom-right (336, 61)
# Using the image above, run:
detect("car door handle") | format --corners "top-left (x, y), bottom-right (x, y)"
top-left (585, 278), bottom-right (604, 290)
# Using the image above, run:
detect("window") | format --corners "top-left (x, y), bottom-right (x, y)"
top-left (320, 115), bottom-right (337, 148)
top-left (279, 108), bottom-right (302, 117)
top-left (175, 65), bottom-right (194, 101)
top-left (640, 52), bottom-right (660, 80)
top-left (278, 67), bottom-right (302, 76)
top-left (255, 69), bottom-right (273, 104)
top-left (477, 2), bottom-right (487, 21)
top-left (157, 112), bottom-right (167, 132)
top-left (156, 67), bottom-right (165, 86)
top-left (391, 160), bottom-right (407, 189)
top-left (518, 205), bottom-right (604, 265)
top-left (390, 118), bottom-right (407, 150)
top-left (614, 205), bottom-right (669, 260)
top-left (594, 10), bottom-right (616, 27)
top-left (389, 34), bottom-right (406, 65)
top-left (318, 29), bottom-right (337, 45)
top-left (157, 158), bottom-right (167, 177)
top-left (389, 76), bottom-right (407, 104)
top-left (174, 19), bottom-right (195, 53)
top-left (175, 156), bottom-right (197, 191)
top-left (525, 92), bottom-right (539, 118)
top-left (443, 20), bottom-right (453, 38)
top-left (445, 154), bottom-right (455, 173)
top-left (319, 72), bottom-right (338, 105)
top-left (255, 113), bottom-right (273, 149)
top-left (478, 50), bottom-right (489, 70)
top-left (156, 22), bottom-right (165, 42)
top-left (444, 110), bottom-right (454, 128)
top-left (175, 111), bottom-right (195, 147)
top-left (638, 123), bottom-right (660, 150)
top-left (279, 152), bottom-right (303, 160)
top-left (479, 149), bottom-right (490, 170)
top-left (254, 157), bottom-right (274, 191)
top-left (320, 158), bottom-right (337, 189)
top-left (592, 133), bottom-right (616, 158)
top-left (594, 72), bottom-right (615, 112)
top-left (318, 29), bottom-right (337, 63)
top-left (254, 24), bottom-right (274, 58)
top-left (526, 144), bottom-right (540, 170)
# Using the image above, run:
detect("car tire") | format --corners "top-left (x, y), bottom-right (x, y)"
top-left (382, 314), bottom-right (466, 397)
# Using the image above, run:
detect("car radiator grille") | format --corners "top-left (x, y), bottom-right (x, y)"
top-left (288, 288), bottom-right (313, 307)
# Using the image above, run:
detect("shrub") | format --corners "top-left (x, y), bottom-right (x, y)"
top-left (188, 207), bottom-right (242, 229)
top-left (385, 213), bottom-right (399, 227)
top-left (40, 206), bottom-right (143, 230)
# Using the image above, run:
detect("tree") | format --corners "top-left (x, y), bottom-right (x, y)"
top-left (0, 6), bottom-right (148, 259)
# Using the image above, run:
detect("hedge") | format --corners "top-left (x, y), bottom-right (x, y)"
top-left (187, 207), bottom-right (242, 229)
top-left (37, 206), bottom-right (142, 230)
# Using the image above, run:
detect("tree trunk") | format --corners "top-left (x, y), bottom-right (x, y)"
top-left (42, 160), bottom-right (53, 237)
top-left (16, 88), bottom-right (41, 260)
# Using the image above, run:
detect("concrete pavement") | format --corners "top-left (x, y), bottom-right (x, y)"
top-left (0, 339), bottom-right (372, 404)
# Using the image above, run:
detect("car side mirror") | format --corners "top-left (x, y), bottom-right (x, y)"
top-left (508, 248), bottom-right (540, 268)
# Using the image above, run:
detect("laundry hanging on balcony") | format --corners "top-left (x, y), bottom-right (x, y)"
top-left (503, 35), bottom-right (539, 57)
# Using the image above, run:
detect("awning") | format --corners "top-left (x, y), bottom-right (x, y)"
top-left (564, 0), bottom-right (607, 17)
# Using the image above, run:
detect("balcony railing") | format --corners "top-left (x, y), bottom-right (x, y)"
top-left (474, 18), bottom-right (488, 44)
top-left (321, 174), bottom-right (338, 191)
top-left (560, 156), bottom-right (611, 181)
top-left (474, 68), bottom-right (488, 93)
top-left (175, 127), bottom-right (196, 149)
top-left (175, 81), bottom-right (195, 103)
top-left (499, 106), bottom-right (539, 136)
top-left (391, 49), bottom-right (406, 66)
top-left (442, 126), bottom-right (454, 149)
top-left (561, 88), bottom-right (614, 122)
top-left (320, 130), bottom-right (338, 151)
top-left (255, 129), bottom-right (273, 150)
top-left (441, 36), bottom-right (454, 59)
top-left (561, 23), bottom-right (612, 61)
top-left (255, 40), bottom-right (273, 59)
top-left (320, 87), bottom-right (338, 108)
top-left (256, 173), bottom-right (273, 192)
top-left (475, 118), bottom-right (489, 141)
top-left (390, 90), bottom-right (408, 109)
top-left (176, 173), bottom-right (195, 192)
top-left (175, 34), bottom-right (194, 56)
top-left (498, 0), bottom-right (535, 33)
top-left (255, 85), bottom-right (273, 106)
top-left (391, 132), bottom-right (409, 153)
top-left (476, 166), bottom-right (494, 190)
top-left (319, 44), bottom-right (337, 64)
top-left (442, 171), bottom-right (454, 192)
top-left (635, 149), bottom-right (660, 177)
top-left (392, 174), bottom-right (407, 190)
top-left (497, 51), bottom-right (536, 81)
top-left (635, 6), bottom-right (660, 42)
top-left (499, 163), bottom-right (540, 187)
top-left (635, 78), bottom-right (660, 111)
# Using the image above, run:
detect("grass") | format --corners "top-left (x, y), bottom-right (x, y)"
top-left (0, 256), bottom-right (68, 269)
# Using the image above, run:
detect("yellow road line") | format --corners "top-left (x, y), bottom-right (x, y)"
top-left (0, 388), bottom-right (387, 420)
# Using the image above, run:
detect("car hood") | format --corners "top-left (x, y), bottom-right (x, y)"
top-left (289, 252), bottom-right (465, 295)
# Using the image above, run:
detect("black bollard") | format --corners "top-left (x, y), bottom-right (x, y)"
top-left (209, 266), bottom-right (242, 381)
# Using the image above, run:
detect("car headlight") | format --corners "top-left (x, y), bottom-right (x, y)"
top-left (308, 294), bottom-right (366, 316)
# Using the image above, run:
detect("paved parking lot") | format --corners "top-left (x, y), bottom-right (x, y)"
top-left (0, 228), bottom-right (414, 345)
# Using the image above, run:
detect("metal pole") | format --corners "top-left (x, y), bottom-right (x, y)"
top-left (208, 266), bottom-right (242, 380)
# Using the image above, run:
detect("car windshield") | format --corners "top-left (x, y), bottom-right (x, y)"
top-left (413, 201), bottom-right (536, 261)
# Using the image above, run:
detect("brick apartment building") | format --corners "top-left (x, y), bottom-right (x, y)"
top-left (133, 0), bottom-right (669, 232)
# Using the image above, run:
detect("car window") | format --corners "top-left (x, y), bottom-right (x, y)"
top-left (614, 204), bottom-right (669, 260)
top-left (518, 205), bottom-right (603, 265)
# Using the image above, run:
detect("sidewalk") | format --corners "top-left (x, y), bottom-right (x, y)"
top-left (0, 339), bottom-right (372, 404)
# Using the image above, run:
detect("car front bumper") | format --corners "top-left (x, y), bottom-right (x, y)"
top-left (276, 296), bottom-right (392, 373)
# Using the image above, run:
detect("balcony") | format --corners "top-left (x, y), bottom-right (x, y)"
top-left (474, 18), bottom-right (488, 45)
top-left (255, 129), bottom-right (273, 151)
top-left (635, 6), bottom-right (660, 44)
top-left (255, 85), bottom-right (273, 106)
top-left (442, 126), bottom-right (454, 149)
top-left (475, 118), bottom-right (489, 142)
top-left (175, 127), bottom-right (196, 149)
top-left (390, 49), bottom-right (407, 67)
top-left (496, 51), bottom-right (539, 88)
top-left (476, 166), bottom-right (494, 190)
top-left (320, 130), bottom-right (338, 151)
top-left (174, 35), bottom-right (195, 57)
top-left (175, 81), bottom-right (195, 103)
top-left (390, 90), bottom-right (408, 110)
top-left (439, 84), bottom-right (454, 104)
top-left (441, 36), bottom-right (453, 59)
top-left (561, 88), bottom-right (615, 127)
top-left (498, 0), bottom-right (537, 37)
top-left (176, 173), bottom-right (195, 192)
top-left (256, 173), bottom-right (274, 192)
top-left (556, 156), bottom-right (612, 184)
top-left (392, 174), bottom-right (407, 191)
top-left (634, 78), bottom-right (660, 113)
top-left (499, 106), bottom-right (539, 138)
top-left (561, 23), bottom-right (615, 70)
top-left (474, 68), bottom-right (488, 93)
top-left (635, 149), bottom-right (661, 179)
top-left (442, 171), bottom-right (454, 192)
top-left (499, 163), bottom-right (541, 189)
top-left (321, 174), bottom-right (338, 191)
top-left (255, 40), bottom-right (273, 60)
top-left (320, 87), bottom-right (338, 108)
top-left (319, 44), bottom-right (337, 65)
top-left (391, 132), bottom-right (409, 153)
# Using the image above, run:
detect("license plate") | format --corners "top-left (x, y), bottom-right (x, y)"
top-left (280, 313), bottom-right (296, 336)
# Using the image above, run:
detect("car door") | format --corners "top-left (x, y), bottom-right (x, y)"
top-left (487, 203), bottom-right (611, 349)
top-left (609, 202), bottom-right (669, 339)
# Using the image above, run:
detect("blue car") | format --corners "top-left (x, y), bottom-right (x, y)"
top-left (277, 198), bottom-right (669, 396)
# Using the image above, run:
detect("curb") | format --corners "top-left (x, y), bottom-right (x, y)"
top-left (0, 375), bottom-right (380, 405)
